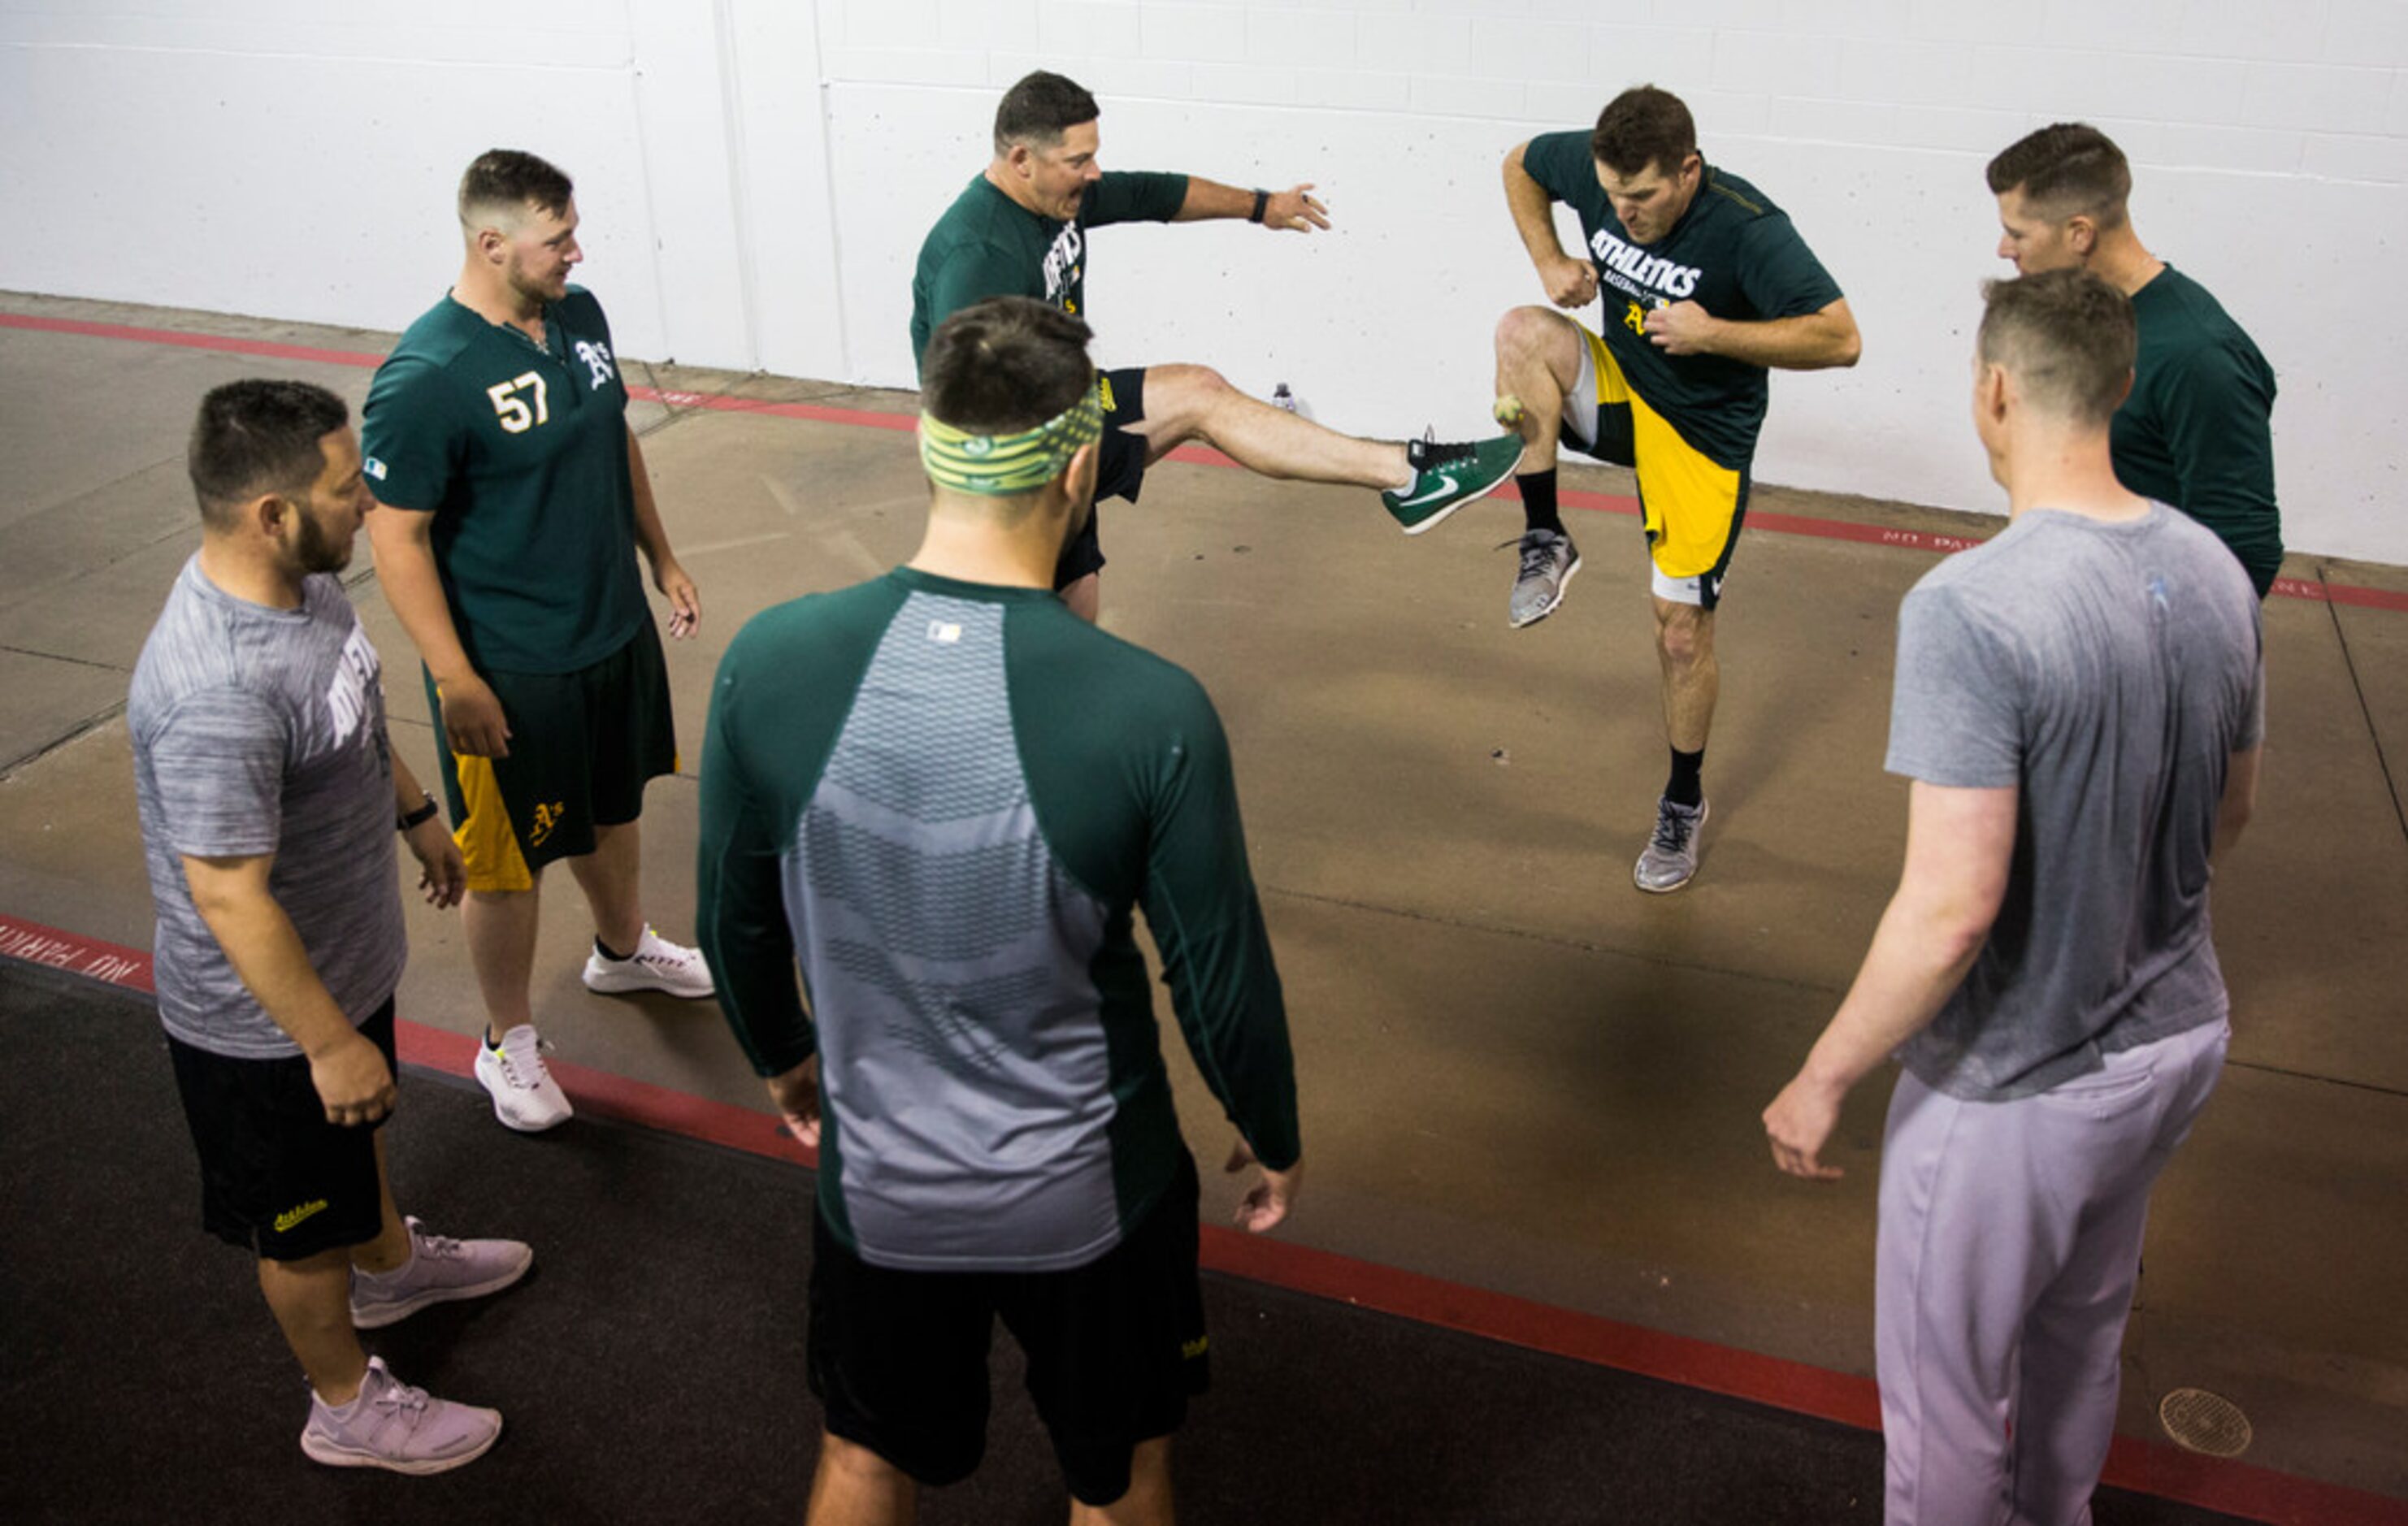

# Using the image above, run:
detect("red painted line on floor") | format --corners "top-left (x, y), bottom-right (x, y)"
top-left (11, 913), bottom-right (2404, 1523)
top-left (0, 312), bottom-right (389, 368)
top-left (0, 912), bottom-right (154, 991)
top-left (9, 310), bottom-right (2402, 614)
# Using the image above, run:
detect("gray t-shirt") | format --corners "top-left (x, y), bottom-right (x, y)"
top-left (1886, 504), bottom-right (2264, 1099)
top-left (129, 557), bottom-right (407, 1059)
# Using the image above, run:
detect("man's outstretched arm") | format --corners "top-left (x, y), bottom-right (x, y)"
top-left (1170, 176), bottom-right (1330, 232)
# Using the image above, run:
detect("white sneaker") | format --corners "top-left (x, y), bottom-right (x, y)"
top-left (475, 1025), bottom-right (572, 1132)
top-left (580, 926), bottom-right (715, 999)
top-left (301, 1357), bottom-right (501, 1475)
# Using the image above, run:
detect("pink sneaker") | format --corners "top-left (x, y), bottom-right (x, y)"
top-left (349, 1216), bottom-right (532, 1329)
top-left (301, 1356), bottom-right (501, 1474)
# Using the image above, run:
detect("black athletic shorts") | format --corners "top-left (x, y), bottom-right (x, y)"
top-left (167, 999), bottom-right (396, 1262)
top-left (807, 1149), bottom-right (1208, 1506)
top-left (1053, 366), bottom-right (1150, 590)
top-left (427, 620), bottom-right (676, 892)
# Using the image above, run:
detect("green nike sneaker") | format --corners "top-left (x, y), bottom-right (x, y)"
top-left (1382, 432), bottom-right (1525, 534)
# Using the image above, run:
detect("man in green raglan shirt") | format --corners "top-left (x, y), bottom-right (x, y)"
top-left (1484, 85), bottom-right (1862, 894)
top-left (911, 69), bottom-right (1524, 621)
top-left (701, 297), bottom-right (1302, 1525)
top-left (364, 150), bottom-right (714, 1138)
top-left (1987, 123), bottom-right (2284, 599)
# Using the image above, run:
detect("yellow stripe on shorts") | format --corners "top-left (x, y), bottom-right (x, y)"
top-left (449, 752), bottom-right (536, 894)
top-left (1581, 326), bottom-right (1746, 582)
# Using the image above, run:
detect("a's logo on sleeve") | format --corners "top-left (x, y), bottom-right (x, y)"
top-left (363, 457), bottom-right (387, 481)
top-left (574, 339), bottom-right (616, 389)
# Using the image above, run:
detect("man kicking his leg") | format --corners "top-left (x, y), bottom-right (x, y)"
top-left (913, 70), bottom-right (1523, 620)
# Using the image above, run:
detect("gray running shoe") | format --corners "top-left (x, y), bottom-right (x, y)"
top-left (301, 1356), bottom-right (501, 1475)
top-left (1507, 528), bottom-right (1581, 627)
top-left (1382, 432), bottom-right (1525, 534)
top-left (1634, 797), bottom-right (1708, 893)
top-left (350, 1215), bottom-right (534, 1330)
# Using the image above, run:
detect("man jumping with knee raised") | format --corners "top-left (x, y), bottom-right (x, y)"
top-left (1486, 85), bottom-right (1859, 891)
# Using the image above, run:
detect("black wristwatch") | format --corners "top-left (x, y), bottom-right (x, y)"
top-left (397, 791), bottom-right (441, 833)
top-left (1249, 188), bottom-right (1269, 224)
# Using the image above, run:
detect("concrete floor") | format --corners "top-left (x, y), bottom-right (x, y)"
top-left (3, 291), bottom-right (2404, 1505)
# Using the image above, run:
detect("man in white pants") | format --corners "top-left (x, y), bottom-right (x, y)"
top-left (1762, 267), bottom-right (2263, 1524)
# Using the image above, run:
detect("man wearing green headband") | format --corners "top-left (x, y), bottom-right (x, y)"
top-left (702, 296), bottom-right (1304, 1524)
top-left (911, 69), bottom-right (1525, 620)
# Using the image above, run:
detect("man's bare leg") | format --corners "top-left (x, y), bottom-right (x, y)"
top-left (1132, 365), bottom-right (1411, 488)
top-left (349, 1131), bottom-right (414, 1275)
top-left (566, 818), bottom-right (645, 956)
top-left (1060, 571), bottom-right (1100, 624)
top-left (463, 883), bottom-right (541, 1034)
top-left (1494, 308), bottom-right (1589, 625)
top-left (1069, 1437), bottom-right (1174, 1526)
top-left (807, 1432), bottom-right (918, 1526)
top-left (1492, 306), bottom-right (1586, 473)
top-left (1654, 599), bottom-right (1719, 752)
top-left (258, 1248), bottom-right (369, 1404)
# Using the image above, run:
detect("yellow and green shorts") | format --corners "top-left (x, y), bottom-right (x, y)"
top-left (426, 622), bottom-right (676, 894)
top-left (1563, 323), bottom-right (1752, 610)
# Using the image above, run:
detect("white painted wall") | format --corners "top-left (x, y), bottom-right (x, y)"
top-left (3, 1), bottom-right (2403, 563)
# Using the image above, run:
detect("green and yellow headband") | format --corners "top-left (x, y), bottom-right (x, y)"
top-left (918, 379), bottom-right (1104, 496)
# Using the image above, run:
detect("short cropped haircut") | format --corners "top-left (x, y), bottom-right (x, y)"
top-left (921, 297), bottom-right (1096, 436)
top-left (189, 380), bottom-right (349, 529)
top-left (994, 72), bottom-right (1100, 155)
top-left (1985, 123), bottom-right (2131, 229)
top-left (1591, 85), bottom-right (1698, 179)
top-left (1977, 269), bottom-right (2137, 429)
top-left (458, 149), bottom-right (575, 232)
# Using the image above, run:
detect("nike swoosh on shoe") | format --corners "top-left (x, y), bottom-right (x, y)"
top-left (1394, 472), bottom-right (1460, 509)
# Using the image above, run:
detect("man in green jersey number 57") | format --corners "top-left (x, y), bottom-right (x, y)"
top-left (364, 150), bottom-right (714, 1136)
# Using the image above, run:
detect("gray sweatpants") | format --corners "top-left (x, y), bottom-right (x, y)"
top-left (1875, 1019), bottom-right (2229, 1525)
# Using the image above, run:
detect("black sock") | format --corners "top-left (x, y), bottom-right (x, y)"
top-left (595, 934), bottom-right (633, 962)
top-left (1519, 468), bottom-right (1563, 535)
top-left (483, 1027), bottom-right (501, 1050)
top-left (1665, 747), bottom-right (1705, 809)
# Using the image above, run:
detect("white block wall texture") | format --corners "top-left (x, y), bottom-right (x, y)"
top-left (2, 0), bottom-right (2403, 564)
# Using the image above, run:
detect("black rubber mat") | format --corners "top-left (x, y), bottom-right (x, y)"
top-left (0, 958), bottom-right (2255, 1524)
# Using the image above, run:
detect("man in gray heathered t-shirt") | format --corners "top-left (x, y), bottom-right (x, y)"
top-left (129, 380), bottom-right (537, 1474)
top-left (1759, 270), bottom-right (2263, 1524)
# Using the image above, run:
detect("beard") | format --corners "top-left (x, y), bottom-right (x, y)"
top-left (293, 508), bottom-right (354, 575)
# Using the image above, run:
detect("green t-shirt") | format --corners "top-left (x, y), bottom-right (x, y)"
top-left (909, 170), bottom-right (1190, 375)
top-left (2113, 265), bottom-right (2283, 596)
top-left (361, 287), bottom-right (647, 674)
top-left (1520, 132), bottom-right (1844, 468)
top-left (698, 567), bottom-right (1296, 1271)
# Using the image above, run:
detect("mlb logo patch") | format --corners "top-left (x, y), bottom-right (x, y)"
top-left (926, 620), bottom-right (962, 645)
top-left (363, 457), bottom-right (388, 481)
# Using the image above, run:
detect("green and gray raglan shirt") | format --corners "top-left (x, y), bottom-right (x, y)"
top-left (2113, 266), bottom-right (2283, 596)
top-left (360, 286), bottom-right (646, 674)
top-left (698, 567), bottom-right (1299, 1272)
top-left (1521, 132), bottom-right (1845, 470)
top-left (908, 171), bottom-right (1189, 375)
